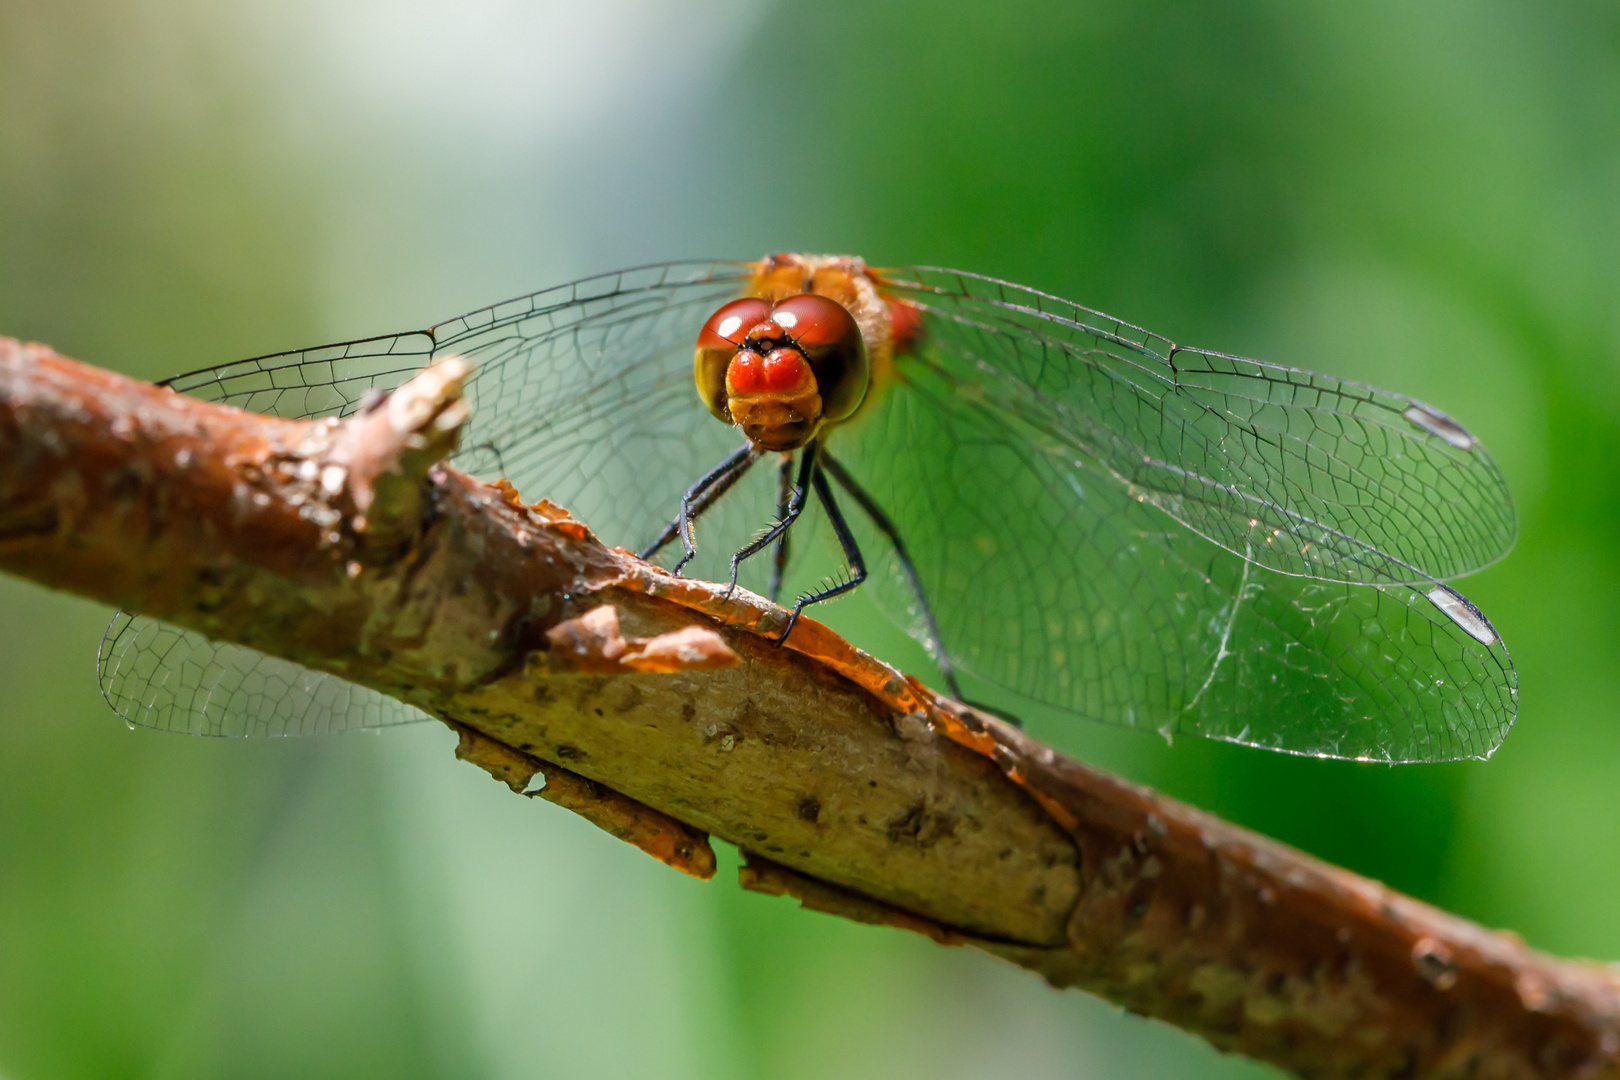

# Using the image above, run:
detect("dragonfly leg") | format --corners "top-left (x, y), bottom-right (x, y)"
top-left (820, 453), bottom-right (964, 698)
top-left (640, 442), bottom-right (761, 575)
top-left (723, 445), bottom-right (816, 600)
top-left (820, 453), bottom-right (1021, 726)
top-left (767, 454), bottom-right (794, 604)
top-left (774, 459), bottom-right (868, 645)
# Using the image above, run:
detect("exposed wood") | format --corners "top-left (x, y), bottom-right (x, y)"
top-left (452, 721), bottom-right (718, 879)
top-left (3, 334), bottom-right (1619, 1079)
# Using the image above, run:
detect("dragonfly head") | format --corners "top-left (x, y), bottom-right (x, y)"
top-left (695, 292), bottom-right (869, 451)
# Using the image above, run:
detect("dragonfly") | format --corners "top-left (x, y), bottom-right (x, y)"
top-left (98, 255), bottom-right (1518, 762)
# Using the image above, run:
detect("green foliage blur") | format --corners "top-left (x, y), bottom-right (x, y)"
top-left (2, 1), bottom-right (1616, 1077)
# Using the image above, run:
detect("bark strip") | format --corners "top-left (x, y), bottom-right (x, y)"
top-left (452, 721), bottom-right (718, 879)
top-left (3, 335), bottom-right (1618, 1080)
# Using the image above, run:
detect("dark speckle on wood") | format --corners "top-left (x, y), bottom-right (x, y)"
top-left (886, 799), bottom-right (956, 849)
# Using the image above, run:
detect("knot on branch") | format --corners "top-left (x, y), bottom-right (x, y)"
top-left (310, 356), bottom-right (471, 550)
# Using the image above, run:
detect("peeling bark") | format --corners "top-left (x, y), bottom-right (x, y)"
top-left (3, 335), bottom-right (1619, 1080)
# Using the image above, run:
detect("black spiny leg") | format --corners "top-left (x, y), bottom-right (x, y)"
top-left (767, 454), bottom-right (794, 604)
top-left (640, 443), bottom-right (760, 561)
top-left (821, 453), bottom-right (975, 706)
top-left (723, 446), bottom-right (816, 599)
top-left (774, 460), bottom-right (868, 645)
top-left (640, 442), bottom-right (761, 575)
top-left (823, 454), bottom-right (1023, 726)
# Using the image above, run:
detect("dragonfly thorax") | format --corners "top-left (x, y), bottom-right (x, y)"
top-left (694, 290), bottom-right (870, 451)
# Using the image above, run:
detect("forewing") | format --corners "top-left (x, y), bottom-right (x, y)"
top-left (102, 260), bottom-right (759, 736)
top-left (830, 343), bottom-right (1517, 762)
top-left (878, 267), bottom-right (1517, 587)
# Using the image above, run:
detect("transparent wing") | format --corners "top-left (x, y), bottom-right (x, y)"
top-left (98, 612), bottom-right (425, 737)
top-left (102, 260), bottom-right (762, 736)
top-left (100, 257), bottom-right (1519, 758)
top-left (827, 276), bottom-right (1517, 762)
top-left (879, 267), bottom-right (1517, 587)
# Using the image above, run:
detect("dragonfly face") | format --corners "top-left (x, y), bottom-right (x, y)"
top-left (693, 291), bottom-right (870, 451)
top-left (100, 255), bottom-right (1520, 763)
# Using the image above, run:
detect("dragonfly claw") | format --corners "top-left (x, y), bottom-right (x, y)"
top-left (773, 606), bottom-right (802, 647)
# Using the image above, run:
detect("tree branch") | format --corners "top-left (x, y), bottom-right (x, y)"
top-left (3, 335), bottom-right (1617, 1080)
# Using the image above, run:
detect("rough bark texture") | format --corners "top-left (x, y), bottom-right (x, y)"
top-left (3, 335), bottom-right (1619, 1080)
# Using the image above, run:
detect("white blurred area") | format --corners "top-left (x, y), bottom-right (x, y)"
top-left (225, 0), bottom-right (771, 331)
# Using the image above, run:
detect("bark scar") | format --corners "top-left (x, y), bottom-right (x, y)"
top-left (541, 603), bottom-right (739, 674)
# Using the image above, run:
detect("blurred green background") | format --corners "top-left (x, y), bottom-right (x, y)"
top-left (1, 1), bottom-right (1615, 1077)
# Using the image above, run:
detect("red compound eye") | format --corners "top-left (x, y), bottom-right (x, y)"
top-left (695, 297), bottom-right (775, 422)
top-left (769, 293), bottom-right (869, 424)
top-left (697, 298), bottom-right (773, 349)
top-left (767, 293), bottom-right (860, 350)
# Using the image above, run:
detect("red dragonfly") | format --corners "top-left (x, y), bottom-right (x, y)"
top-left (100, 255), bottom-right (1517, 762)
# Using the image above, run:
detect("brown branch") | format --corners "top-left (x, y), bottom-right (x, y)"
top-left (2, 335), bottom-right (1618, 1079)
